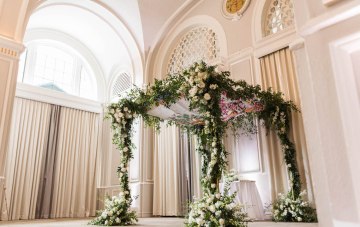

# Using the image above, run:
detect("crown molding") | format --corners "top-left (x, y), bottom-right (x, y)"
top-left (0, 35), bottom-right (25, 59)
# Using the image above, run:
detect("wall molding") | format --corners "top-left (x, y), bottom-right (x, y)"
top-left (300, 1), bottom-right (360, 37)
top-left (15, 83), bottom-right (102, 113)
top-left (254, 27), bottom-right (297, 58)
top-left (0, 36), bottom-right (24, 59)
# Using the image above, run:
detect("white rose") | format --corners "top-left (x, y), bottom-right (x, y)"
top-left (105, 220), bottom-right (108, 225)
top-left (196, 218), bottom-right (203, 225)
top-left (123, 147), bottom-right (129, 152)
top-left (219, 218), bottom-right (225, 225)
top-left (204, 93), bottom-right (211, 100)
top-left (119, 112), bottom-right (124, 118)
top-left (215, 210), bottom-right (221, 216)
top-left (210, 84), bottom-right (218, 90)
top-left (212, 142), bottom-right (216, 147)
top-left (215, 193), bottom-right (221, 199)
top-left (215, 201), bottom-right (222, 208)
top-left (115, 217), bottom-right (121, 223)
top-left (198, 81), bottom-right (206, 88)
top-left (124, 107), bottom-right (128, 112)
top-left (121, 167), bottom-right (126, 172)
top-left (189, 87), bottom-right (198, 97)
top-left (108, 211), bottom-right (113, 216)
top-left (297, 217), bottom-right (302, 222)
top-left (206, 197), bottom-right (213, 203)
top-left (208, 205), bottom-right (216, 213)
top-left (125, 191), bottom-right (129, 194)
top-left (211, 183), bottom-right (216, 189)
top-left (101, 211), bottom-right (107, 219)
top-left (110, 109), bottom-right (115, 114)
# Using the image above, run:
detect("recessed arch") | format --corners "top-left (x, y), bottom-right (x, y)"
top-left (22, 0), bottom-right (144, 88)
top-left (24, 28), bottom-right (107, 102)
top-left (153, 15), bottom-right (228, 79)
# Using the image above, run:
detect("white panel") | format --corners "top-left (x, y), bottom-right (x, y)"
top-left (234, 132), bottom-right (261, 173)
top-left (230, 58), bottom-right (253, 83)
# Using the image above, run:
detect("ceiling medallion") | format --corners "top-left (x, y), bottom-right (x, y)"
top-left (222, 0), bottom-right (251, 21)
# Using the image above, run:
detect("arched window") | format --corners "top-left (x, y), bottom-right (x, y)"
top-left (18, 41), bottom-right (98, 101)
top-left (263, 0), bottom-right (294, 36)
top-left (110, 72), bottom-right (132, 101)
top-left (167, 27), bottom-right (219, 74)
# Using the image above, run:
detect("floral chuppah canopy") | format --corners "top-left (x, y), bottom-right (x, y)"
top-left (91, 62), bottom-right (316, 226)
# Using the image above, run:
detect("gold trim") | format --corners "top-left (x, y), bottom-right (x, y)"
top-left (0, 47), bottom-right (18, 58)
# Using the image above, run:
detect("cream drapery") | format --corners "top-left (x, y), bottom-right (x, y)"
top-left (153, 123), bottom-right (184, 216)
top-left (50, 107), bottom-right (100, 218)
top-left (2, 98), bottom-right (100, 220)
top-left (3, 98), bottom-right (52, 220)
top-left (259, 48), bottom-right (314, 202)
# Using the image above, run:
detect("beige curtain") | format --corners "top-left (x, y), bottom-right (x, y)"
top-left (259, 48), bottom-right (314, 202)
top-left (153, 123), bottom-right (184, 216)
top-left (36, 105), bottom-right (61, 219)
top-left (3, 98), bottom-right (52, 220)
top-left (2, 98), bottom-right (101, 221)
top-left (50, 107), bottom-right (100, 218)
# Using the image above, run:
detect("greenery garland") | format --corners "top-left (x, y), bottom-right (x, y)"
top-left (91, 61), bottom-right (317, 226)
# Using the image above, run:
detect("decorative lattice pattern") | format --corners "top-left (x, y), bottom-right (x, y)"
top-left (167, 27), bottom-right (219, 74)
top-left (264, 0), bottom-right (294, 36)
top-left (112, 73), bottom-right (132, 99)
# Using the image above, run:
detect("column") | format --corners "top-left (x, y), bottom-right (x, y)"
top-left (0, 35), bottom-right (24, 220)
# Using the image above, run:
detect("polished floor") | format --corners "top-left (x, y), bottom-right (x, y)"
top-left (0, 218), bottom-right (319, 227)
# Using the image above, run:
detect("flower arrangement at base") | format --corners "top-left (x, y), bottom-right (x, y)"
top-left (89, 193), bottom-right (138, 226)
top-left (186, 171), bottom-right (249, 227)
top-left (272, 190), bottom-right (317, 222)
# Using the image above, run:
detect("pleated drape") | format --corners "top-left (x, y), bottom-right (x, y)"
top-left (259, 48), bottom-right (314, 202)
top-left (3, 98), bottom-right (52, 220)
top-left (2, 98), bottom-right (100, 221)
top-left (36, 105), bottom-right (61, 219)
top-left (50, 107), bottom-right (100, 218)
top-left (153, 123), bottom-right (185, 216)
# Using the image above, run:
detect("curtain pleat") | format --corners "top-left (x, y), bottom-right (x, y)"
top-left (2, 98), bottom-right (100, 221)
top-left (3, 98), bottom-right (52, 220)
top-left (50, 107), bottom-right (100, 218)
top-left (259, 48), bottom-right (314, 202)
top-left (153, 123), bottom-right (184, 216)
top-left (35, 105), bottom-right (61, 219)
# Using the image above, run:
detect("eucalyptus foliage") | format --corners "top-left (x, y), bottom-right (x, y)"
top-left (91, 61), bottom-right (316, 226)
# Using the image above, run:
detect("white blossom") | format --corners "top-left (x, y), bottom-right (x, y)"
top-left (210, 84), bottom-right (218, 90)
top-left (204, 93), bottom-right (211, 100)
top-left (219, 218), bottom-right (225, 225)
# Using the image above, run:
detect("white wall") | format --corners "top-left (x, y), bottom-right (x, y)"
top-left (292, 0), bottom-right (360, 226)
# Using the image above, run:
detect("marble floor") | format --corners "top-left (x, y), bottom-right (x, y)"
top-left (0, 218), bottom-right (319, 227)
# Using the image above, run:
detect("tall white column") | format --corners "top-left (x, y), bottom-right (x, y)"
top-left (0, 35), bottom-right (24, 220)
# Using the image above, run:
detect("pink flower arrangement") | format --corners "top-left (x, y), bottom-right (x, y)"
top-left (220, 92), bottom-right (264, 122)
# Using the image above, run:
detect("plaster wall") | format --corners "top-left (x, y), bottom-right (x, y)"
top-left (292, 0), bottom-right (360, 226)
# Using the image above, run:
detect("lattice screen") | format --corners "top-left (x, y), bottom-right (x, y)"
top-left (264, 0), bottom-right (294, 36)
top-left (111, 72), bottom-right (132, 99)
top-left (167, 27), bottom-right (219, 74)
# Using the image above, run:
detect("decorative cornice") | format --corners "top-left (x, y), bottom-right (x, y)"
top-left (300, 1), bottom-right (360, 37)
top-left (0, 35), bottom-right (25, 59)
top-left (289, 38), bottom-right (305, 51)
